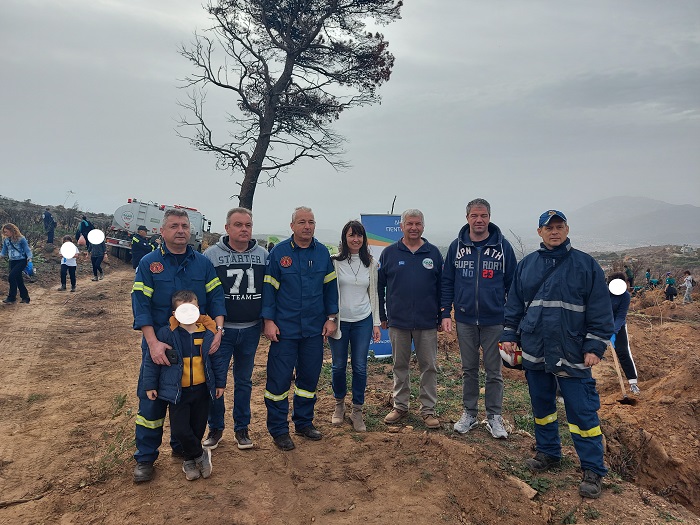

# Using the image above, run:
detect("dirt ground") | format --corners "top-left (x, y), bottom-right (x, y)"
top-left (0, 257), bottom-right (699, 525)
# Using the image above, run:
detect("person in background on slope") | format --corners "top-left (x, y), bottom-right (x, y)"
top-left (131, 225), bottom-right (157, 270)
top-left (58, 235), bottom-right (78, 292)
top-left (43, 207), bottom-right (57, 244)
top-left (607, 272), bottom-right (640, 395)
top-left (681, 270), bottom-right (693, 304)
top-left (664, 272), bottom-right (677, 302)
top-left (624, 264), bottom-right (634, 289)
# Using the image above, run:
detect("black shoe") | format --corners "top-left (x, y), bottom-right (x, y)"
top-left (2, 298), bottom-right (16, 304)
top-left (235, 428), bottom-right (254, 450)
top-left (295, 424), bottom-right (322, 441)
top-left (273, 433), bottom-right (296, 451)
top-left (202, 428), bottom-right (223, 450)
top-left (579, 470), bottom-right (603, 499)
top-left (20, 298), bottom-right (30, 304)
top-left (133, 462), bottom-right (154, 483)
top-left (525, 451), bottom-right (561, 472)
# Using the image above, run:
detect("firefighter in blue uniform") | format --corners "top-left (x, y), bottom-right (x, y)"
top-left (131, 209), bottom-right (225, 482)
top-left (500, 210), bottom-right (614, 499)
top-left (131, 225), bottom-right (156, 269)
top-left (262, 207), bottom-right (338, 451)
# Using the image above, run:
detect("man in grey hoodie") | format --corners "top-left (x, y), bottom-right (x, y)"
top-left (202, 207), bottom-right (268, 450)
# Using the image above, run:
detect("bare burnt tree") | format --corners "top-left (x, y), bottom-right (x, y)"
top-left (177, 0), bottom-right (402, 209)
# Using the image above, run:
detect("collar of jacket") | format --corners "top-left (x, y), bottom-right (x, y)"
top-left (458, 222), bottom-right (504, 247)
top-left (168, 314), bottom-right (216, 333)
top-left (219, 235), bottom-right (257, 254)
top-left (159, 243), bottom-right (194, 259)
top-left (398, 237), bottom-right (431, 253)
top-left (290, 237), bottom-right (318, 250)
top-left (537, 238), bottom-right (572, 258)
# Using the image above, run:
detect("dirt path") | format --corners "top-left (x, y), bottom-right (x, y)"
top-left (0, 265), bottom-right (698, 524)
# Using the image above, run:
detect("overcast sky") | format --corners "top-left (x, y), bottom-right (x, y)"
top-left (2, 0), bottom-right (699, 243)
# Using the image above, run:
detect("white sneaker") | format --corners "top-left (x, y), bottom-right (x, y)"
top-left (454, 411), bottom-right (478, 434)
top-left (486, 415), bottom-right (508, 439)
top-left (629, 383), bottom-right (640, 395)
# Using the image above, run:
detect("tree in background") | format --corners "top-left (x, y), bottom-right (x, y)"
top-left (177, 0), bottom-right (402, 209)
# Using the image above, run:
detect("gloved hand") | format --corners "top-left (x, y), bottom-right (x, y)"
top-left (610, 334), bottom-right (616, 348)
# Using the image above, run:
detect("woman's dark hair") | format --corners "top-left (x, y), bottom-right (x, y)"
top-left (335, 220), bottom-right (371, 267)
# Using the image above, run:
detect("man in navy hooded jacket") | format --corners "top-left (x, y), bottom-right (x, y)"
top-left (441, 198), bottom-right (516, 439)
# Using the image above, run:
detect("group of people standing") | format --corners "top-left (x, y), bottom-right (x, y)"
top-left (128, 200), bottom-right (621, 500)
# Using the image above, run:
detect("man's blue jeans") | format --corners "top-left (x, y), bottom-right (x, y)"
top-left (328, 314), bottom-right (373, 405)
top-left (208, 322), bottom-right (261, 432)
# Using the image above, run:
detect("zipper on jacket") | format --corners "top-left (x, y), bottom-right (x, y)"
top-left (475, 247), bottom-right (481, 325)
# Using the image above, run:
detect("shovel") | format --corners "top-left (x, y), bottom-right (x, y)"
top-left (608, 344), bottom-right (637, 406)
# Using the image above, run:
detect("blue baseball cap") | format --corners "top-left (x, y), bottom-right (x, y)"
top-left (538, 210), bottom-right (567, 227)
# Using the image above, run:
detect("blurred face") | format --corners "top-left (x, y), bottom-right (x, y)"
top-left (466, 205), bottom-right (490, 238)
top-left (291, 210), bottom-right (315, 244)
top-left (538, 217), bottom-right (569, 250)
top-left (225, 212), bottom-right (253, 248)
top-left (345, 228), bottom-right (365, 254)
top-left (2, 228), bottom-right (10, 238)
top-left (161, 214), bottom-right (191, 252)
top-left (401, 215), bottom-right (424, 242)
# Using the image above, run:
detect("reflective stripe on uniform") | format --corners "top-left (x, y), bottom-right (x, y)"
top-left (586, 333), bottom-right (608, 343)
top-left (528, 299), bottom-right (586, 312)
top-left (264, 389), bottom-right (289, 402)
top-left (556, 358), bottom-right (588, 370)
top-left (264, 275), bottom-right (280, 289)
top-left (522, 351), bottom-right (545, 363)
top-left (132, 282), bottom-right (154, 298)
top-left (205, 277), bottom-right (221, 293)
top-left (135, 414), bottom-right (165, 429)
top-left (569, 423), bottom-right (602, 437)
top-left (534, 412), bottom-right (558, 425)
top-left (294, 387), bottom-right (316, 399)
top-left (323, 271), bottom-right (336, 284)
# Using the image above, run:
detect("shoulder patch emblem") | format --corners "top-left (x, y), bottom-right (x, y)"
top-left (150, 261), bottom-right (164, 274)
top-left (422, 258), bottom-right (434, 270)
top-left (280, 256), bottom-right (293, 268)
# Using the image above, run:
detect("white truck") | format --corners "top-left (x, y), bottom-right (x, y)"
top-left (106, 198), bottom-right (211, 261)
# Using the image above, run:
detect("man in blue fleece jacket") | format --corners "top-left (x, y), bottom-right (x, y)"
top-left (378, 209), bottom-right (443, 429)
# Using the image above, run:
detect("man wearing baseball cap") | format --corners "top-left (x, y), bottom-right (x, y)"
top-left (500, 209), bottom-right (614, 499)
top-left (131, 225), bottom-right (157, 269)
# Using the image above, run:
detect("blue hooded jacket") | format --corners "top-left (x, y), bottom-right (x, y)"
top-left (441, 222), bottom-right (516, 326)
top-left (501, 239), bottom-right (614, 378)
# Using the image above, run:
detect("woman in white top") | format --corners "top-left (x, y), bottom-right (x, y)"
top-left (329, 220), bottom-right (381, 431)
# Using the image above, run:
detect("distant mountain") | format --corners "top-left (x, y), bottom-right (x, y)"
top-left (567, 196), bottom-right (700, 247)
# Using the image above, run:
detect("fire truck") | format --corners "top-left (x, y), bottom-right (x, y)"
top-left (106, 198), bottom-right (211, 261)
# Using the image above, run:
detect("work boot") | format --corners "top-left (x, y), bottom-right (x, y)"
top-left (579, 470), bottom-right (603, 499)
top-left (195, 448), bottom-right (212, 478)
top-left (295, 424), bottom-right (322, 441)
top-left (422, 414), bottom-right (440, 429)
top-left (350, 404), bottom-right (366, 432)
top-left (332, 398), bottom-right (345, 425)
top-left (273, 433), bottom-right (295, 451)
top-left (57, 285), bottom-right (66, 291)
top-left (384, 408), bottom-right (407, 424)
top-left (525, 452), bottom-right (561, 473)
top-left (133, 462), bottom-right (154, 483)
